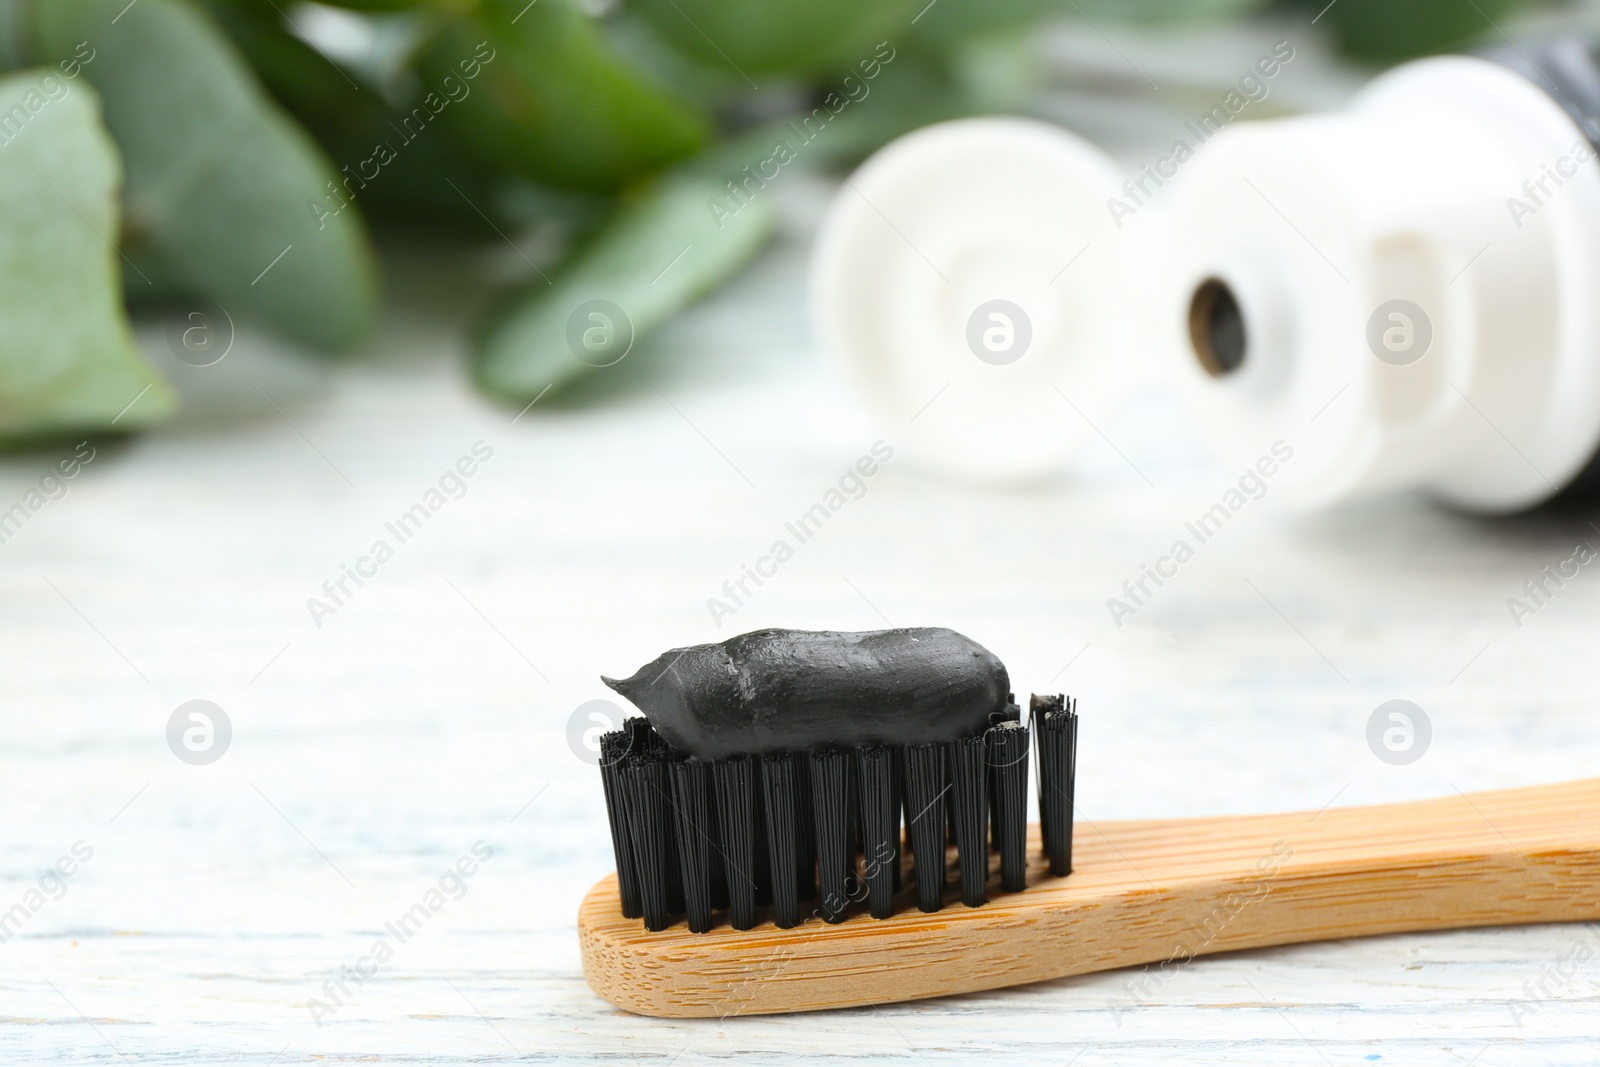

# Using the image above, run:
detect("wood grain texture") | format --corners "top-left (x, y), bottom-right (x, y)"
top-left (581, 779), bottom-right (1600, 1016)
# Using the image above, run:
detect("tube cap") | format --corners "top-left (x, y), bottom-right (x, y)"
top-left (811, 118), bottom-right (1150, 482)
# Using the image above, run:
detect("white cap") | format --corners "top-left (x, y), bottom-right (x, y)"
top-left (811, 118), bottom-right (1153, 483)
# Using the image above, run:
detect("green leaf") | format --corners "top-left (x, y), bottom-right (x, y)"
top-left (1063, 0), bottom-right (1268, 26)
top-left (1314, 0), bottom-right (1532, 61)
top-left (421, 0), bottom-right (710, 192)
top-left (291, 0), bottom-right (426, 9)
top-left (201, 2), bottom-right (494, 234)
top-left (33, 0), bottom-right (379, 350)
top-left (0, 70), bottom-right (174, 436)
top-left (686, 45), bottom-right (978, 172)
top-left (474, 170), bottom-right (774, 401)
top-left (202, 0), bottom-right (423, 10)
top-left (630, 0), bottom-right (915, 76)
top-left (906, 0), bottom-right (1064, 42)
top-left (0, 0), bottom-right (34, 70)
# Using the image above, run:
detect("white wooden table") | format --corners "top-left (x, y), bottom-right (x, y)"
top-left (3, 23), bottom-right (1599, 1065)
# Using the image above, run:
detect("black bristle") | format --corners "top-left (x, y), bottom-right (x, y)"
top-left (946, 774), bottom-right (958, 852)
top-left (761, 753), bottom-right (805, 928)
top-left (609, 692), bottom-right (1074, 931)
top-left (662, 757), bottom-right (686, 917)
top-left (845, 755), bottom-right (861, 900)
top-left (625, 715), bottom-right (660, 756)
top-left (902, 743), bottom-right (948, 913)
top-left (708, 799), bottom-right (729, 912)
top-left (714, 756), bottom-right (762, 930)
top-left (752, 757), bottom-right (772, 909)
top-left (856, 747), bottom-right (898, 919)
top-left (619, 753), bottom-right (679, 931)
top-left (987, 721), bottom-right (1030, 893)
top-left (988, 704), bottom-right (1021, 846)
top-left (949, 735), bottom-right (989, 908)
top-left (1033, 694), bottom-right (1078, 877)
top-left (669, 759), bottom-right (718, 933)
top-left (623, 713), bottom-right (686, 913)
top-left (888, 748), bottom-right (904, 892)
top-left (795, 754), bottom-right (817, 901)
top-left (598, 729), bottom-right (642, 919)
top-left (810, 750), bottom-right (853, 923)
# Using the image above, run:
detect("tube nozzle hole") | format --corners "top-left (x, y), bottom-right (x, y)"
top-left (1189, 278), bottom-right (1247, 378)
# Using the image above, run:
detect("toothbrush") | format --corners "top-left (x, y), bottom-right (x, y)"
top-left (578, 627), bottom-right (1600, 1017)
top-left (580, 776), bottom-right (1599, 1017)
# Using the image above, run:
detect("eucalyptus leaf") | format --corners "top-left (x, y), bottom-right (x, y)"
top-left (0, 0), bottom-right (31, 70)
top-left (0, 70), bottom-right (174, 436)
top-left (204, 2), bottom-right (506, 235)
top-left (421, 0), bottom-right (710, 192)
top-left (293, 0), bottom-right (425, 9)
top-left (906, 0), bottom-right (1064, 42)
top-left (631, 0), bottom-right (916, 76)
top-left (792, 42), bottom-right (993, 167)
top-left (1312, 0), bottom-right (1530, 61)
top-left (1065, 0), bottom-right (1270, 26)
top-left (34, 0), bottom-right (379, 350)
top-left (474, 171), bottom-right (775, 401)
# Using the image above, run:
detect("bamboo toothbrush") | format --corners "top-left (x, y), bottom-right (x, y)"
top-left (580, 628), bottom-right (1600, 1018)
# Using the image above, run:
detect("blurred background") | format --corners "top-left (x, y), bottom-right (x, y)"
top-left (3, 0), bottom-right (1600, 1062)
top-left (5, 0), bottom-right (1600, 436)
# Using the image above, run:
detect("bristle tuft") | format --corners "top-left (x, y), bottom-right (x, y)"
top-left (949, 735), bottom-right (989, 908)
top-left (987, 720), bottom-right (1029, 893)
top-left (619, 752), bottom-right (679, 931)
top-left (713, 756), bottom-right (762, 930)
top-left (794, 755), bottom-right (817, 901)
top-left (598, 729), bottom-right (642, 919)
top-left (902, 743), bottom-right (948, 912)
top-left (760, 753), bottom-right (804, 928)
top-left (1033, 694), bottom-right (1078, 877)
top-left (669, 759), bottom-right (717, 933)
top-left (889, 751), bottom-right (905, 893)
top-left (987, 704), bottom-right (1021, 851)
top-left (856, 746), bottom-right (898, 919)
top-left (810, 750), bottom-right (853, 923)
top-left (623, 715), bottom-right (653, 751)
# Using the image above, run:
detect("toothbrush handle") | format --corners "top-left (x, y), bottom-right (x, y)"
top-left (578, 778), bottom-right (1600, 1017)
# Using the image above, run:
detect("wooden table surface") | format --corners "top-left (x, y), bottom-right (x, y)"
top-left (4, 31), bottom-right (1599, 1064)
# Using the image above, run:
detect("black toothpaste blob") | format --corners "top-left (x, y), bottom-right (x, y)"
top-left (602, 627), bottom-right (1010, 760)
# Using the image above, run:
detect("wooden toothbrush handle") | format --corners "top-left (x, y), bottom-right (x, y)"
top-left (578, 779), bottom-right (1600, 1017)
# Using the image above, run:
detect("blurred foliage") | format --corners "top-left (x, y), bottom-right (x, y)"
top-left (0, 71), bottom-right (174, 437)
top-left (476, 170), bottom-right (774, 400)
top-left (36, 0), bottom-right (378, 349)
top-left (1301, 0), bottom-right (1534, 61)
top-left (419, 0), bottom-right (711, 191)
top-left (0, 0), bottom-right (1557, 440)
top-left (629, 0), bottom-right (917, 75)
